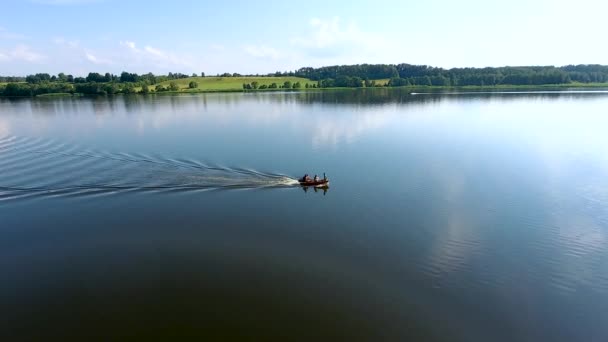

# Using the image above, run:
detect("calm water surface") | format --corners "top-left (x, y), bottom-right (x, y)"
top-left (1, 89), bottom-right (607, 340)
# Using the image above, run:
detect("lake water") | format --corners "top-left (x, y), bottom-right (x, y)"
top-left (1, 89), bottom-right (607, 340)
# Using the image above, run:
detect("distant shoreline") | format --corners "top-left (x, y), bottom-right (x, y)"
top-left (3, 64), bottom-right (608, 97)
top-left (3, 82), bottom-right (608, 98)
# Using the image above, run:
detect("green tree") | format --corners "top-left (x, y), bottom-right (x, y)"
top-left (155, 84), bottom-right (166, 92)
top-left (140, 84), bottom-right (150, 94)
top-left (103, 83), bottom-right (118, 94)
top-left (283, 81), bottom-right (292, 89)
top-left (120, 72), bottom-right (139, 83)
top-left (168, 82), bottom-right (179, 91)
top-left (26, 73), bottom-right (51, 84)
top-left (122, 84), bottom-right (136, 94)
top-left (86, 72), bottom-right (106, 83)
top-left (188, 81), bottom-right (198, 89)
top-left (251, 81), bottom-right (259, 89)
top-left (3, 83), bottom-right (32, 96)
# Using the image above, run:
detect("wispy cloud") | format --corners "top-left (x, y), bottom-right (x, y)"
top-left (120, 40), bottom-right (136, 50)
top-left (119, 40), bottom-right (194, 69)
top-left (84, 50), bottom-right (111, 65)
top-left (243, 45), bottom-right (281, 60)
top-left (290, 17), bottom-right (390, 60)
top-left (52, 37), bottom-right (80, 48)
top-left (0, 45), bottom-right (46, 63)
top-left (12, 45), bottom-right (46, 62)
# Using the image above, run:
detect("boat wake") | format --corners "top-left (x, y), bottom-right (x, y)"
top-left (0, 135), bottom-right (299, 201)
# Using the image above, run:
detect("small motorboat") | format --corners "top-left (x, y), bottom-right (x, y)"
top-left (298, 178), bottom-right (329, 187)
top-left (298, 173), bottom-right (329, 187)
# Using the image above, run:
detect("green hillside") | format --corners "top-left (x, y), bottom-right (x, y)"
top-left (154, 76), bottom-right (313, 92)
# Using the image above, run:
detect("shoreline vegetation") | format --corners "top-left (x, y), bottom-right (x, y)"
top-left (2, 64), bottom-right (608, 97)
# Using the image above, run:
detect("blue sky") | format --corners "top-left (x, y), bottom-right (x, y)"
top-left (0, 0), bottom-right (605, 76)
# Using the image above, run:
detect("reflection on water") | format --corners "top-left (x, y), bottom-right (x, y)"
top-left (1, 90), bottom-right (608, 341)
top-left (300, 184), bottom-right (329, 195)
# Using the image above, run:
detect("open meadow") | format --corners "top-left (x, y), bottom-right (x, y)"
top-left (152, 76), bottom-right (313, 92)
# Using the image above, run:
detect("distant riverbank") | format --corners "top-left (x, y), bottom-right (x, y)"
top-left (3, 80), bottom-right (608, 98)
top-left (3, 63), bottom-right (608, 97)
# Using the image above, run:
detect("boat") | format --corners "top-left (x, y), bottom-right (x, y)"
top-left (298, 173), bottom-right (329, 187)
top-left (298, 172), bottom-right (329, 187)
top-left (298, 179), bottom-right (329, 187)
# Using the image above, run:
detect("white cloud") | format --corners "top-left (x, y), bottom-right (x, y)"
top-left (243, 45), bottom-right (281, 60)
top-left (13, 45), bottom-right (45, 62)
top-left (119, 40), bottom-right (194, 69)
top-left (0, 45), bottom-right (45, 63)
top-left (85, 52), bottom-right (97, 62)
top-left (144, 46), bottom-right (163, 56)
top-left (120, 40), bottom-right (136, 50)
top-left (85, 51), bottom-right (111, 65)
top-left (7, 39), bottom-right (201, 74)
top-left (52, 37), bottom-right (79, 48)
top-left (290, 17), bottom-right (388, 58)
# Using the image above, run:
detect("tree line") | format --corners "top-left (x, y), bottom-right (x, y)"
top-left (242, 81), bottom-right (312, 90)
top-left (0, 80), bottom-right (186, 97)
top-left (2, 64), bottom-right (608, 96)
top-left (0, 76), bottom-right (25, 83)
top-left (20, 71), bottom-right (191, 85)
top-left (0, 71), bottom-right (195, 96)
top-left (293, 64), bottom-right (608, 87)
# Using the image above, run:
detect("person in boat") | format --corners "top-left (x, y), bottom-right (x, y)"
top-left (302, 174), bottom-right (311, 182)
top-left (314, 175), bottom-right (319, 182)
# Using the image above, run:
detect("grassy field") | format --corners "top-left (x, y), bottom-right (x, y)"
top-left (150, 76), bottom-right (313, 92)
top-left (371, 79), bottom-right (390, 86)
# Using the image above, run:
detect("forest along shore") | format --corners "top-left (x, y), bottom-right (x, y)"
top-left (2, 64), bottom-right (608, 97)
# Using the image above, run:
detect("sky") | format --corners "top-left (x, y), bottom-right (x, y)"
top-left (0, 0), bottom-right (606, 76)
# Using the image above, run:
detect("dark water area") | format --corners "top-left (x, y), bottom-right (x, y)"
top-left (1, 89), bottom-right (608, 340)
